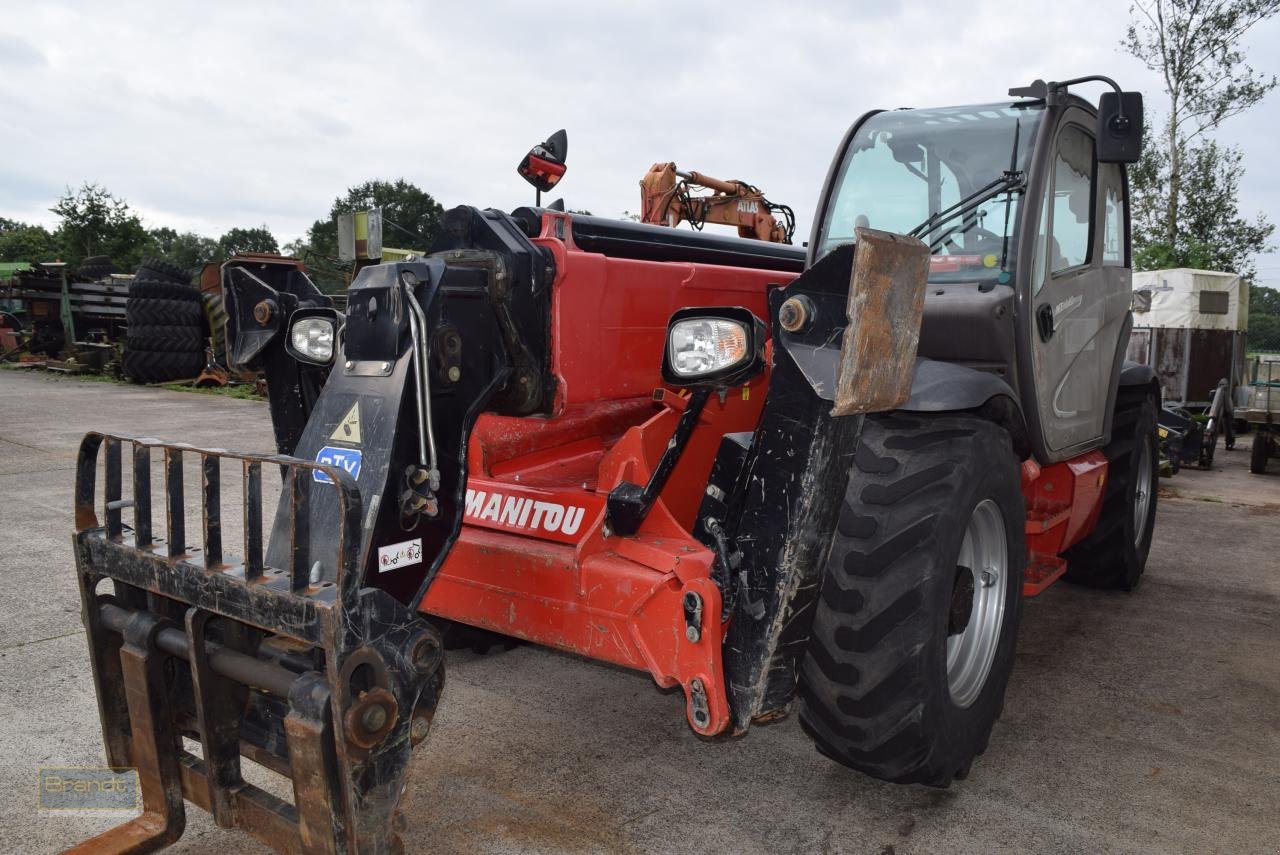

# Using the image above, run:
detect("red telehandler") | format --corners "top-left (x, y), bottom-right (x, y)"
top-left (66, 77), bottom-right (1154, 853)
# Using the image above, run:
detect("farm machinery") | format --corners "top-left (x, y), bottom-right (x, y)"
top-left (67, 75), bottom-right (1157, 853)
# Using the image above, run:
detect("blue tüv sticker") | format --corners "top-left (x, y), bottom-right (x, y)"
top-left (314, 446), bottom-right (363, 484)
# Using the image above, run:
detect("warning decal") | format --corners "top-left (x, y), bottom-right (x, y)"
top-left (330, 402), bottom-right (362, 445)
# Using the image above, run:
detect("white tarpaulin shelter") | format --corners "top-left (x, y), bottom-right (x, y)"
top-left (1131, 268), bottom-right (1248, 331)
top-left (1128, 268), bottom-right (1250, 406)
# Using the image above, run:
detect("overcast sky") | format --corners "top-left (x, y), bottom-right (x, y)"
top-left (2, 0), bottom-right (1278, 285)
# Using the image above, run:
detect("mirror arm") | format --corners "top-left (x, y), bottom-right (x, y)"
top-left (1046, 75), bottom-right (1129, 123)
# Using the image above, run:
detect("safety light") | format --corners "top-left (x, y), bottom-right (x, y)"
top-left (286, 315), bottom-right (337, 364)
top-left (661, 307), bottom-right (766, 388)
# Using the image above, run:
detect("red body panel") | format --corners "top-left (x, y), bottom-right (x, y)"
top-left (422, 214), bottom-right (785, 734)
top-left (421, 212), bottom-right (1113, 732)
top-left (1021, 452), bottom-right (1109, 595)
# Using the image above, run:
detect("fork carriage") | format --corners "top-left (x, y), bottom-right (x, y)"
top-left (71, 433), bottom-right (443, 854)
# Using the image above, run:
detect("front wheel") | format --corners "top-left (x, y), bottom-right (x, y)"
top-left (798, 414), bottom-right (1025, 787)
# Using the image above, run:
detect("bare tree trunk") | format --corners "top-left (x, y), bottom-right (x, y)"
top-left (1167, 99), bottom-right (1180, 249)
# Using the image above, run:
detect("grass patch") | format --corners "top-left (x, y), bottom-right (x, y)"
top-left (3, 361), bottom-right (264, 400)
top-left (159, 381), bottom-right (263, 400)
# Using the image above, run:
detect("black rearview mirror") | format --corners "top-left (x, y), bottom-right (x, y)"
top-left (518, 129), bottom-right (569, 194)
top-left (1096, 91), bottom-right (1144, 163)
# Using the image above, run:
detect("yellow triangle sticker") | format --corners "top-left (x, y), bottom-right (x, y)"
top-left (330, 403), bottom-right (362, 445)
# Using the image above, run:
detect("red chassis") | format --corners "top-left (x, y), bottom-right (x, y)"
top-left (420, 211), bottom-right (1109, 735)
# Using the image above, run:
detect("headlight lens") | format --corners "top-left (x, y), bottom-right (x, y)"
top-left (290, 317), bottom-right (335, 363)
top-left (667, 318), bottom-right (749, 378)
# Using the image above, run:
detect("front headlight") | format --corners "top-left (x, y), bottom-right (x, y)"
top-left (668, 319), bottom-right (749, 378)
top-left (288, 317), bottom-right (336, 364)
top-left (661, 307), bottom-right (766, 388)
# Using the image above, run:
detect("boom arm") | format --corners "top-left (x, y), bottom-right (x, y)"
top-left (639, 162), bottom-right (796, 244)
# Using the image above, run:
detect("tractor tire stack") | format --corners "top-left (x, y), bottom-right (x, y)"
top-left (123, 258), bottom-right (207, 383)
top-left (77, 255), bottom-right (116, 281)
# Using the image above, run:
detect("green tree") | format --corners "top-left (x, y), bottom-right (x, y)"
top-left (305, 179), bottom-right (444, 258)
top-left (1125, 0), bottom-right (1279, 273)
top-left (1249, 282), bottom-right (1280, 352)
top-left (0, 218), bottom-right (56, 262)
top-left (217, 225), bottom-right (279, 257)
top-left (1131, 139), bottom-right (1275, 275)
top-left (145, 227), bottom-right (219, 270)
top-left (50, 183), bottom-right (150, 269)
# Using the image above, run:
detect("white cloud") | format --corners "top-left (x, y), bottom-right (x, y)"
top-left (0, 0), bottom-right (1276, 270)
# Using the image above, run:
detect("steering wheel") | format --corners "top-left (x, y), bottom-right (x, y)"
top-left (967, 227), bottom-right (1002, 244)
top-left (940, 226), bottom-right (1003, 254)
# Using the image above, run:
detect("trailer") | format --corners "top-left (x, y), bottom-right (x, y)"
top-left (1127, 268), bottom-right (1249, 407)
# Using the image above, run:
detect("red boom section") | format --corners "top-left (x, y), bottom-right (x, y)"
top-left (422, 212), bottom-right (787, 735)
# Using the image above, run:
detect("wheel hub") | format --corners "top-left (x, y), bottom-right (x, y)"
top-left (945, 499), bottom-right (1009, 708)
top-left (948, 566), bottom-right (975, 635)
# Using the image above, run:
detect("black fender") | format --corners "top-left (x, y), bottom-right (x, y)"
top-left (902, 357), bottom-right (1019, 412)
top-left (1119, 359), bottom-right (1157, 388)
top-left (901, 358), bottom-right (1030, 459)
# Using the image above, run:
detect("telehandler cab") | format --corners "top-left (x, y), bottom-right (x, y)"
top-left (67, 76), bottom-right (1157, 853)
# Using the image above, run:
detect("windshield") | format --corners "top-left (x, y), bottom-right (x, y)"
top-left (816, 103), bottom-right (1044, 285)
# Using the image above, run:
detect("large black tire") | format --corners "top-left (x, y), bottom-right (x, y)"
top-left (122, 348), bottom-right (205, 383)
top-left (127, 298), bottom-right (204, 327)
top-left (136, 257), bottom-right (191, 284)
top-left (129, 278), bottom-right (201, 302)
top-left (426, 618), bottom-right (522, 655)
top-left (127, 323), bottom-right (205, 352)
top-left (1251, 431), bottom-right (1272, 474)
top-left (1063, 387), bottom-right (1159, 590)
top-left (798, 414), bottom-right (1026, 787)
top-left (78, 255), bottom-right (115, 280)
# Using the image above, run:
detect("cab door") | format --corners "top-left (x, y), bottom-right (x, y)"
top-left (1029, 109), bottom-right (1131, 457)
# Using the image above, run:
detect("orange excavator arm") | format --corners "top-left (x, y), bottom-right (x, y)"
top-left (639, 162), bottom-right (796, 244)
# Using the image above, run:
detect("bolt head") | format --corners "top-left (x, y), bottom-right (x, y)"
top-left (252, 299), bottom-right (275, 326)
top-left (344, 360), bottom-right (354, 370)
top-left (411, 635), bottom-right (441, 674)
top-left (381, 361), bottom-right (391, 372)
top-left (361, 703), bottom-right (388, 733)
top-left (447, 366), bottom-right (461, 382)
top-left (685, 625), bottom-right (700, 643)
top-left (778, 296), bottom-right (813, 333)
top-left (981, 569), bottom-right (997, 588)
top-left (410, 716), bottom-right (430, 743)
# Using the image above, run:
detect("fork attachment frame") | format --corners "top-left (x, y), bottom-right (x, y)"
top-left (69, 432), bottom-right (443, 855)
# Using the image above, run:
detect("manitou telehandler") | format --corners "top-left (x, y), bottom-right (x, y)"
top-left (67, 75), bottom-right (1157, 853)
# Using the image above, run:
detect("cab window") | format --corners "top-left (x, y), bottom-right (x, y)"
top-left (1100, 162), bottom-right (1124, 265)
top-left (1048, 125), bottom-right (1095, 272)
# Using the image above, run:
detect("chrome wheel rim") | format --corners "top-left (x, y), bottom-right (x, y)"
top-left (946, 499), bottom-right (1008, 708)
top-left (1133, 439), bottom-right (1153, 546)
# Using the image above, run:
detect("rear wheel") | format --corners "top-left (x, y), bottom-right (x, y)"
top-left (1063, 387), bottom-right (1158, 590)
top-left (1251, 430), bottom-right (1272, 474)
top-left (798, 414), bottom-right (1025, 787)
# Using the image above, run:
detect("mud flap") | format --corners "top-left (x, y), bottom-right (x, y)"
top-left (722, 228), bottom-right (929, 729)
top-left (69, 433), bottom-right (443, 855)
